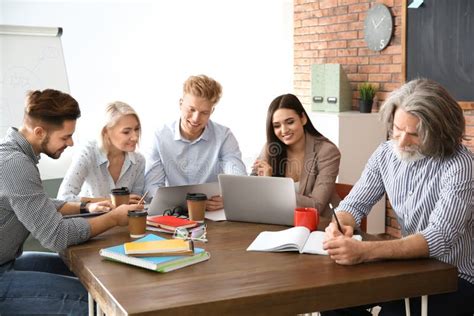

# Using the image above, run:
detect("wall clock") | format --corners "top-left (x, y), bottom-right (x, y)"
top-left (364, 4), bottom-right (393, 51)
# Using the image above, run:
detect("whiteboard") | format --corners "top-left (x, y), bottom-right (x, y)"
top-left (0, 25), bottom-right (71, 180)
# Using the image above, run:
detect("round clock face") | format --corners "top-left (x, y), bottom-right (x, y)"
top-left (364, 4), bottom-right (393, 51)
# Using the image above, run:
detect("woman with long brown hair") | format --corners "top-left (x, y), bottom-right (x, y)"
top-left (252, 93), bottom-right (341, 227)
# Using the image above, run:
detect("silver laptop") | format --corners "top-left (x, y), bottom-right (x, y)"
top-left (147, 182), bottom-right (220, 216)
top-left (218, 174), bottom-right (296, 226)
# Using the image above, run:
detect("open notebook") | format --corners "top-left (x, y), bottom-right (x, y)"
top-left (247, 226), bottom-right (362, 255)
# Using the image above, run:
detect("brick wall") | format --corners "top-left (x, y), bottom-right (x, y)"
top-left (294, 0), bottom-right (473, 238)
top-left (294, 0), bottom-right (403, 111)
top-left (465, 107), bottom-right (474, 152)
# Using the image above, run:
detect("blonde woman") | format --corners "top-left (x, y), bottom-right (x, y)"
top-left (58, 101), bottom-right (145, 207)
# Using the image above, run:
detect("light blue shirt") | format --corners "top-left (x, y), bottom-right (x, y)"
top-left (57, 140), bottom-right (145, 201)
top-left (338, 140), bottom-right (473, 283)
top-left (144, 119), bottom-right (247, 196)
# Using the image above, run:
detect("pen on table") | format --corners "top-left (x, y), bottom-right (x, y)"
top-left (329, 203), bottom-right (344, 234)
top-left (138, 191), bottom-right (148, 205)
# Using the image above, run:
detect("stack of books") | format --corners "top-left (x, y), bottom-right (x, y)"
top-left (146, 215), bottom-right (197, 233)
top-left (99, 234), bottom-right (210, 273)
top-left (124, 238), bottom-right (194, 256)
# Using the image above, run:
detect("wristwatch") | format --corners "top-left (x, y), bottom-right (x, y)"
top-left (80, 201), bottom-right (90, 214)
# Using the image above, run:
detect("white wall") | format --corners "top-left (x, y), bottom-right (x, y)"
top-left (1, 0), bottom-right (294, 175)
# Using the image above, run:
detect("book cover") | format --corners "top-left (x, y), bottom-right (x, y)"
top-left (99, 234), bottom-right (210, 273)
top-left (246, 227), bottom-right (362, 255)
top-left (147, 215), bottom-right (197, 230)
top-left (146, 225), bottom-right (174, 234)
top-left (124, 238), bottom-right (194, 256)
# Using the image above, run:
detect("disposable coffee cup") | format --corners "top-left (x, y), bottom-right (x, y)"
top-left (186, 193), bottom-right (207, 223)
top-left (111, 187), bottom-right (130, 207)
top-left (127, 210), bottom-right (148, 238)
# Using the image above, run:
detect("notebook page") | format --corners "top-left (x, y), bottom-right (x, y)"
top-left (247, 227), bottom-right (310, 252)
top-left (302, 232), bottom-right (362, 255)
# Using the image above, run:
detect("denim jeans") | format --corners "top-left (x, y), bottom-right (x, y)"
top-left (0, 251), bottom-right (88, 315)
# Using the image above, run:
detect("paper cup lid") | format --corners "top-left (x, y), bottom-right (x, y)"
top-left (186, 193), bottom-right (207, 201)
top-left (127, 210), bottom-right (148, 217)
top-left (111, 187), bottom-right (130, 195)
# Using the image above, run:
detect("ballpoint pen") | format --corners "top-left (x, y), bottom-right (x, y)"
top-left (137, 191), bottom-right (148, 205)
top-left (329, 203), bottom-right (344, 234)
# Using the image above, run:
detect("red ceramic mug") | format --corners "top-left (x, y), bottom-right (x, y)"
top-left (294, 207), bottom-right (319, 232)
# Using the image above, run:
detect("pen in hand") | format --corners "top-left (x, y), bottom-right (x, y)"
top-left (137, 191), bottom-right (148, 205)
top-left (329, 203), bottom-right (344, 234)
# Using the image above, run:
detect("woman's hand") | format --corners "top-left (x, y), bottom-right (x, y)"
top-left (128, 194), bottom-right (143, 205)
top-left (88, 200), bottom-right (113, 213)
top-left (252, 159), bottom-right (272, 176)
top-left (207, 195), bottom-right (224, 211)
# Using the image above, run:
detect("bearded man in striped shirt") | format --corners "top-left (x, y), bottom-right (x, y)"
top-left (322, 79), bottom-right (473, 316)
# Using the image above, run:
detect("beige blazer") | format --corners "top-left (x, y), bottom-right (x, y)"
top-left (297, 133), bottom-right (341, 228)
top-left (254, 133), bottom-right (341, 229)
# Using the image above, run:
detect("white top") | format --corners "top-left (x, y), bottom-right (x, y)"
top-left (57, 140), bottom-right (145, 201)
top-left (294, 181), bottom-right (300, 192)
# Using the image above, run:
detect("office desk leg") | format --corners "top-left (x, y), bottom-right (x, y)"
top-left (87, 292), bottom-right (94, 316)
top-left (88, 292), bottom-right (105, 316)
top-left (97, 303), bottom-right (104, 316)
top-left (405, 296), bottom-right (428, 316)
top-left (404, 298), bottom-right (411, 316)
top-left (88, 293), bottom-right (94, 316)
top-left (421, 295), bottom-right (428, 316)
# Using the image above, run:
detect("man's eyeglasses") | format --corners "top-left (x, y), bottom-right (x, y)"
top-left (163, 206), bottom-right (187, 218)
top-left (173, 225), bottom-right (207, 243)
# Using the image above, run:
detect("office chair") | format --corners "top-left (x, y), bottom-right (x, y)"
top-left (334, 183), bottom-right (369, 232)
top-left (335, 183), bottom-right (353, 200)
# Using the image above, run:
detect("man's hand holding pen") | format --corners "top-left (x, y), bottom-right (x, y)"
top-left (324, 221), bottom-right (354, 239)
top-left (323, 206), bottom-right (365, 265)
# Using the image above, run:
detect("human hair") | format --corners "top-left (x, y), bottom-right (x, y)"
top-left (99, 101), bottom-right (141, 153)
top-left (380, 78), bottom-right (466, 158)
top-left (183, 74), bottom-right (222, 105)
top-left (266, 93), bottom-right (323, 177)
top-left (24, 89), bottom-right (80, 129)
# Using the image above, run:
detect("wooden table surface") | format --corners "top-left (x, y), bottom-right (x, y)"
top-left (63, 221), bottom-right (457, 316)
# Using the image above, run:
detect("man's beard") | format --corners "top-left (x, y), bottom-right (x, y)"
top-left (392, 140), bottom-right (425, 163)
top-left (40, 134), bottom-right (64, 159)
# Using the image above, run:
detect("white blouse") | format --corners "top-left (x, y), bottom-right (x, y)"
top-left (57, 140), bottom-right (145, 201)
top-left (294, 181), bottom-right (300, 192)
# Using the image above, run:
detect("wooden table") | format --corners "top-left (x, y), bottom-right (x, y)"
top-left (63, 221), bottom-right (457, 315)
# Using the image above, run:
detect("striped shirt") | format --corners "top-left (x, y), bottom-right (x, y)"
top-left (337, 140), bottom-right (473, 284)
top-left (57, 140), bottom-right (145, 201)
top-left (0, 128), bottom-right (90, 265)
